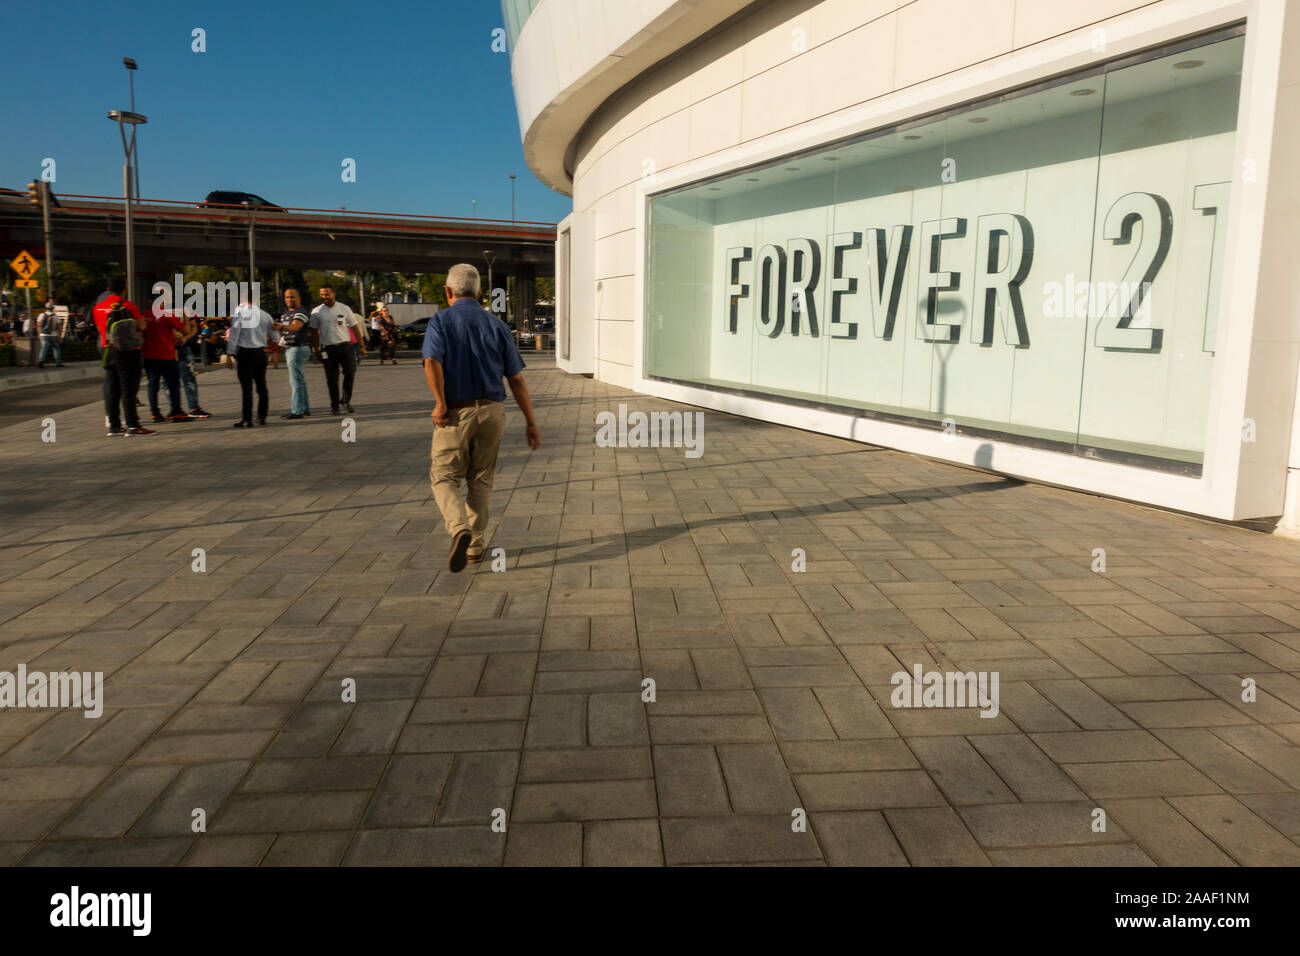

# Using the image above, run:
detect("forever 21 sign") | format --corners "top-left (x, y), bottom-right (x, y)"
top-left (722, 187), bottom-right (1225, 353)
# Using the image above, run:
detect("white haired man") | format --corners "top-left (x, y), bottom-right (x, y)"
top-left (423, 263), bottom-right (540, 572)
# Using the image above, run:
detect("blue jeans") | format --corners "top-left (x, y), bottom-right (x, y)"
top-left (176, 346), bottom-right (200, 410)
top-left (38, 336), bottom-right (61, 364)
top-left (286, 345), bottom-right (311, 415)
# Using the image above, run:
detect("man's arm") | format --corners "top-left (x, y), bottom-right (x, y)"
top-left (352, 310), bottom-right (367, 356)
top-left (507, 372), bottom-right (541, 450)
top-left (425, 358), bottom-right (451, 426)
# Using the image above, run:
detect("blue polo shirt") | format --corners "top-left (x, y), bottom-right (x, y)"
top-left (421, 298), bottom-right (525, 403)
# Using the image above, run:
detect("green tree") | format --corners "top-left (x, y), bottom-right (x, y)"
top-left (535, 276), bottom-right (555, 303)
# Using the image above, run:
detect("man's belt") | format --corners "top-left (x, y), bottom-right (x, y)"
top-left (447, 398), bottom-right (499, 409)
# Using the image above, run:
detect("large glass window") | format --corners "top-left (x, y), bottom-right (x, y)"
top-left (644, 30), bottom-right (1244, 471)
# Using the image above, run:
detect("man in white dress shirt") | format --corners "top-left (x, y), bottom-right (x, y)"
top-left (227, 299), bottom-right (275, 428)
top-left (309, 285), bottom-right (366, 414)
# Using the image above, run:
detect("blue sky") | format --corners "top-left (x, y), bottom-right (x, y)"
top-left (2, 0), bottom-right (571, 224)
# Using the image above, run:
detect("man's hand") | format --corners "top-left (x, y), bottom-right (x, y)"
top-left (432, 403), bottom-right (457, 427)
top-left (525, 423), bottom-right (541, 450)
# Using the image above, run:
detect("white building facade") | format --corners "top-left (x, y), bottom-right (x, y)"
top-left (503, 0), bottom-right (1300, 529)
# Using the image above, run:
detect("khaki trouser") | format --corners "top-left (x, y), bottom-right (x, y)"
top-left (429, 400), bottom-right (506, 553)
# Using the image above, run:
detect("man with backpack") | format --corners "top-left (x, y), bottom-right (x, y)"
top-left (36, 303), bottom-right (65, 368)
top-left (94, 277), bottom-right (153, 437)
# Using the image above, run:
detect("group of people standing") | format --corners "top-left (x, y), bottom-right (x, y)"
top-left (223, 284), bottom-right (400, 427)
top-left (91, 277), bottom-right (399, 434)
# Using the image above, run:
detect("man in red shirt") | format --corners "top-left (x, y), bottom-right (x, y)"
top-left (93, 276), bottom-right (152, 436)
top-left (143, 305), bottom-right (196, 422)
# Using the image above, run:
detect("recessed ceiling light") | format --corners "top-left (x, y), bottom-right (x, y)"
top-left (824, 156), bottom-right (839, 162)
top-left (1173, 59), bottom-right (1204, 70)
top-left (902, 134), bottom-right (923, 140)
top-left (707, 187), bottom-right (721, 191)
top-left (745, 177), bottom-right (760, 182)
top-left (1070, 88), bottom-right (1096, 96)
top-left (968, 116), bottom-right (989, 124)
top-left (784, 166), bottom-right (800, 171)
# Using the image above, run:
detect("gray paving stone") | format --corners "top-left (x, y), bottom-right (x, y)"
top-left (262, 830), bottom-right (353, 866)
top-left (584, 818), bottom-right (663, 866)
top-left (344, 826), bottom-right (503, 865)
top-left (959, 802), bottom-right (1128, 848)
top-left (438, 752), bottom-right (519, 826)
top-left (1166, 794), bottom-right (1300, 865)
top-left (211, 791), bottom-right (370, 834)
top-left (504, 821), bottom-right (583, 866)
top-left (654, 745), bottom-right (729, 817)
top-left (513, 780), bottom-right (658, 822)
top-left (795, 770), bottom-right (946, 811)
top-left (1102, 798), bottom-right (1236, 866)
top-left (182, 834), bottom-right (273, 866)
top-left (811, 811), bottom-right (908, 866)
top-left (588, 692), bottom-right (649, 746)
top-left (661, 815), bottom-right (821, 865)
top-left (364, 754), bottom-right (454, 827)
top-left (884, 807), bottom-right (992, 866)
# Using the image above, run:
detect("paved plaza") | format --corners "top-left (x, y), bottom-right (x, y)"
top-left (1, 355), bottom-right (1299, 866)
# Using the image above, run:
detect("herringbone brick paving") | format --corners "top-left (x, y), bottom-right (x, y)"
top-left (1, 354), bottom-right (1298, 865)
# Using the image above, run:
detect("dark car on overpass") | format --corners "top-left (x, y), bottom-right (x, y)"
top-left (198, 190), bottom-right (285, 212)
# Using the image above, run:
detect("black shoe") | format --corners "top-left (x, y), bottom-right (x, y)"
top-left (189, 408), bottom-right (212, 419)
top-left (151, 414), bottom-right (166, 423)
top-left (448, 530), bottom-right (471, 573)
top-left (344, 402), bottom-right (355, 413)
top-left (257, 419), bottom-right (267, 426)
top-left (106, 427), bottom-right (124, 437)
top-left (282, 413), bottom-right (304, 420)
top-left (304, 411), bottom-right (311, 417)
top-left (330, 406), bottom-right (340, 415)
top-left (37, 362), bottom-right (44, 369)
top-left (232, 420), bottom-right (252, 428)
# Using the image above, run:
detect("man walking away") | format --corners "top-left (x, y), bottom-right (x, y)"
top-left (276, 288), bottom-right (312, 419)
top-left (310, 285), bottom-right (365, 414)
top-left (227, 299), bottom-right (274, 428)
top-left (36, 304), bottom-right (64, 368)
top-left (423, 263), bottom-right (540, 572)
top-left (95, 277), bottom-right (153, 436)
top-left (175, 309), bottom-right (212, 418)
top-left (143, 304), bottom-right (195, 422)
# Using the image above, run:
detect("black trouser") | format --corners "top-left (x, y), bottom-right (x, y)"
top-left (105, 350), bottom-right (143, 430)
top-left (235, 347), bottom-right (269, 423)
top-left (322, 342), bottom-right (356, 408)
top-left (145, 357), bottom-right (183, 416)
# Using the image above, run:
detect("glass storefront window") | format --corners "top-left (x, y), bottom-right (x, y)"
top-left (644, 30), bottom-right (1245, 471)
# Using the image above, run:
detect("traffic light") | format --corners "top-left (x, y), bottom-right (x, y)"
top-left (27, 181), bottom-right (39, 206)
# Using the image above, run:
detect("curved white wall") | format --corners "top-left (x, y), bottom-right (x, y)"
top-left (519, 0), bottom-right (1300, 523)
top-left (509, 0), bottom-right (758, 194)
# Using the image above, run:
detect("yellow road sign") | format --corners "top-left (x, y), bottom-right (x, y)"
top-left (9, 251), bottom-right (40, 279)
top-left (15, 279), bottom-right (39, 288)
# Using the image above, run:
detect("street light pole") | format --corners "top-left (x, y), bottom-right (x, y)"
top-left (110, 58), bottom-right (145, 304)
top-left (109, 109), bottom-right (147, 303)
top-left (509, 174), bottom-right (516, 222)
